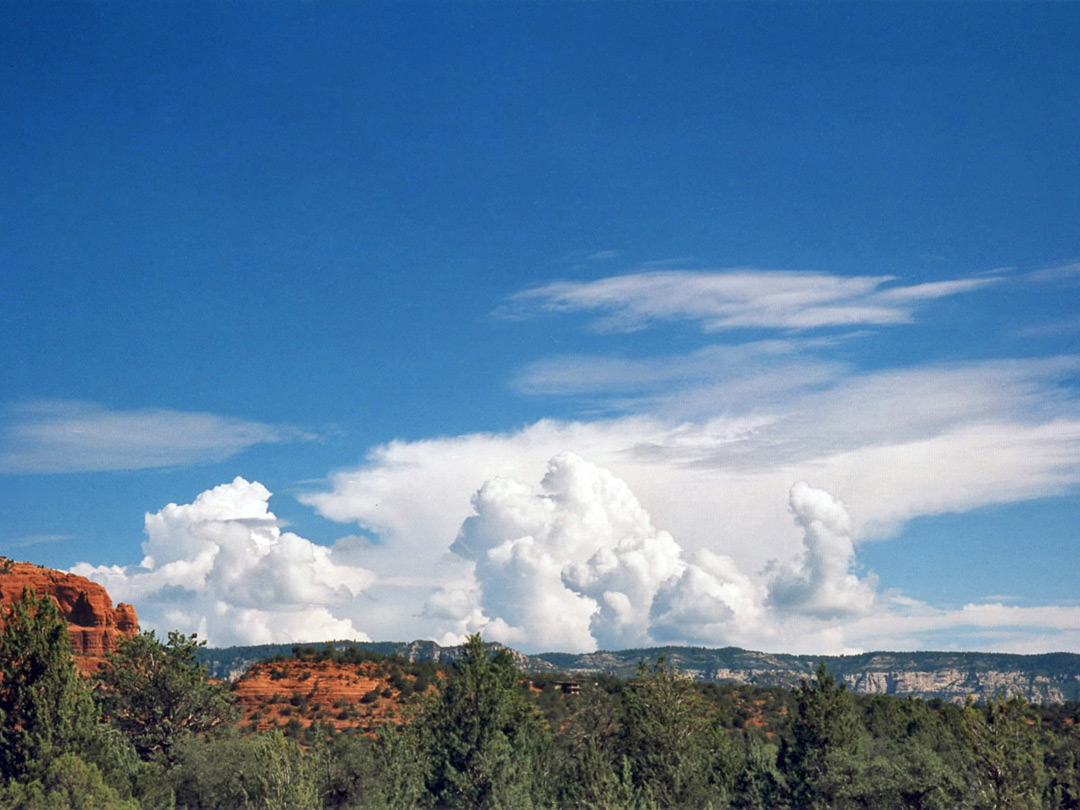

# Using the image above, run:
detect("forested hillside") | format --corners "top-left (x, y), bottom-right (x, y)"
top-left (5, 588), bottom-right (1080, 809)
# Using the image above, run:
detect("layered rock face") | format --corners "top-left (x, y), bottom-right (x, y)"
top-left (541, 648), bottom-right (1080, 703)
top-left (0, 559), bottom-right (139, 666)
top-left (842, 667), bottom-right (1074, 704)
top-left (232, 658), bottom-right (434, 734)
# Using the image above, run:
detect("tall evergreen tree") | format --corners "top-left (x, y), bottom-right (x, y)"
top-left (555, 682), bottom-right (644, 810)
top-left (619, 655), bottom-right (734, 809)
top-left (781, 662), bottom-right (865, 810)
top-left (0, 588), bottom-right (106, 783)
top-left (731, 738), bottom-right (784, 810)
top-left (962, 694), bottom-right (1047, 810)
top-left (422, 634), bottom-right (551, 810)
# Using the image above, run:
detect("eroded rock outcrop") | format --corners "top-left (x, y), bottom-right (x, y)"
top-left (232, 658), bottom-right (436, 734)
top-left (0, 558), bottom-right (139, 668)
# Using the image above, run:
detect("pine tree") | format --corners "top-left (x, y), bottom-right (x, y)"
top-left (781, 662), bottom-right (865, 810)
top-left (962, 694), bottom-right (1047, 810)
top-left (0, 587), bottom-right (105, 782)
top-left (731, 738), bottom-right (783, 810)
top-left (422, 634), bottom-right (552, 810)
top-left (619, 655), bottom-right (734, 809)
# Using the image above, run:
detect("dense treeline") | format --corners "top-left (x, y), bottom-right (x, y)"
top-left (3, 587), bottom-right (1080, 809)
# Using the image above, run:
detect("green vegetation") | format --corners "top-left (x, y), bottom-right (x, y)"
top-left (0, 589), bottom-right (106, 783)
top-left (4, 604), bottom-right (1080, 809)
top-left (94, 630), bottom-right (239, 764)
top-left (421, 634), bottom-right (551, 809)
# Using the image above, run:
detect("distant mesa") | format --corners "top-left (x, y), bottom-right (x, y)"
top-left (0, 557), bottom-right (139, 671)
top-left (201, 640), bottom-right (1080, 705)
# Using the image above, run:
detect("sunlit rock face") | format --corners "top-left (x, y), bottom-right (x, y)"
top-left (0, 559), bottom-right (139, 669)
top-left (231, 658), bottom-right (436, 735)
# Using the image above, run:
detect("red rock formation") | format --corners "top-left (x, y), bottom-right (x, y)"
top-left (232, 659), bottom-right (437, 735)
top-left (0, 559), bottom-right (139, 669)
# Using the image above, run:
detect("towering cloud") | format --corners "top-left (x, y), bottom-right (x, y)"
top-left (73, 477), bottom-right (375, 646)
top-left (437, 452), bottom-right (769, 651)
top-left (766, 483), bottom-right (877, 617)
top-left (433, 455), bottom-right (893, 653)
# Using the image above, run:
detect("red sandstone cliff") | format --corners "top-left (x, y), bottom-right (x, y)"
top-left (0, 559), bottom-right (139, 668)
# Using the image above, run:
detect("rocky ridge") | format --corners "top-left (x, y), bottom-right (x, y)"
top-left (0, 557), bottom-right (139, 670)
top-left (200, 641), bottom-right (1080, 704)
top-left (540, 647), bottom-right (1080, 703)
top-left (231, 657), bottom-right (437, 735)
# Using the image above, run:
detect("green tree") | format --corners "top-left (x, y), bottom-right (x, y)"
top-left (367, 723), bottom-right (431, 810)
top-left (730, 739), bottom-right (783, 810)
top-left (0, 588), bottom-right (107, 783)
top-left (853, 695), bottom-right (967, 810)
top-left (255, 730), bottom-right (319, 810)
top-left (1044, 714), bottom-right (1080, 810)
top-left (93, 631), bottom-right (237, 765)
top-left (565, 744), bottom-right (654, 810)
top-left (555, 683), bottom-right (646, 810)
top-left (0, 752), bottom-right (139, 810)
top-left (781, 662), bottom-right (866, 810)
top-left (312, 724), bottom-right (430, 810)
top-left (422, 634), bottom-right (552, 810)
top-left (962, 694), bottom-right (1047, 810)
top-left (170, 729), bottom-right (315, 810)
top-left (312, 733), bottom-right (379, 810)
top-left (618, 655), bottom-right (734, 809)
top-left (170, 731), bottom-right (260, 810)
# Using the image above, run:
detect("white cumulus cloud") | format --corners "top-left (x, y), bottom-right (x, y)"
top-left (766, 483), bottom-right (877, 618)
top-left (650, 548), bottom-right (764, 646)
top-left (431, 454), bottom-right (884, 653)
top-left (432, 452), bottom-right (711, 651)
top-left (73, 477), bottom-right (375, 646)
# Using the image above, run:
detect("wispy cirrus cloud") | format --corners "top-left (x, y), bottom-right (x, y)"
top-left (0, 401), bottom-right (312, 474)
top-left (7, 533), bottom-right (77, 550)
top-left (496, 269), bottom-right (1001, 332)
top-left (511, 338), bottom-right (854, 412)
top-left (1010, 316), bottom-right (1080, 340)
top-left (1026, 260), bottom-right (1080, 285)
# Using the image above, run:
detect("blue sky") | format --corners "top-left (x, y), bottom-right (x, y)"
top-left (3, 2), bottom-right (1079, 653)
